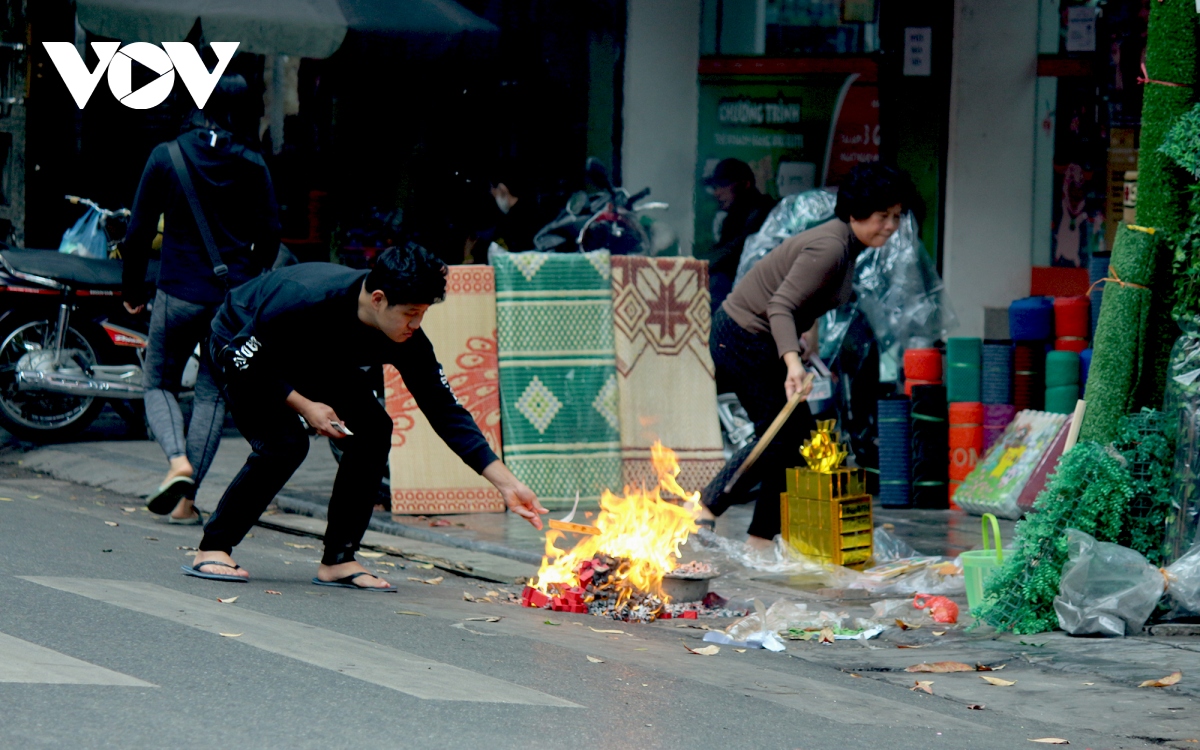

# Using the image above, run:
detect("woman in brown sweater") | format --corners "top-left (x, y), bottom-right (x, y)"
top-left (698, 163), bottom-right (914, 547)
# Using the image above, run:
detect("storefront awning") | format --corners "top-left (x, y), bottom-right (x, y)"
top-left (76, 0), bottom-right (498, 60)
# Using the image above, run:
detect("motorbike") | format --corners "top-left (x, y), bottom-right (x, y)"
top-left (0, 195), bottom-right (297, 442)
top-left (533, 158), bottom-right (674, 256)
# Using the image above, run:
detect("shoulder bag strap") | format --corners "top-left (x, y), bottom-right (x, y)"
top-left (166, 140), bottom-right (229, 285)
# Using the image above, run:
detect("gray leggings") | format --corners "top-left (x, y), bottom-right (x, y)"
top-left (144, 289), bottom-right (226, 496)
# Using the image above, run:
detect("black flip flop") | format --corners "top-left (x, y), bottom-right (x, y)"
top-left (311, 572), bottom-right (397, 593)
top-left (696, 518), bottom-right (716, 531)
top-left (146, 476), bottom-right (196, 515)
top-left (181, 560), bottom-right (248, 583)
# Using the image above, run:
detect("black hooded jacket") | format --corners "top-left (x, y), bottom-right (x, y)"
top-left (121, 127), bottom-right (281, 306)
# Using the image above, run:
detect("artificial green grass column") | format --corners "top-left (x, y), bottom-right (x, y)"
top-left (1133, 0), bottom-right (1198, 408)
top-left (1079, 226), bottom-right (1158, 443)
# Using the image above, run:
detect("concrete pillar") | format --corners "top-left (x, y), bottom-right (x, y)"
top-left (623, 0), bottom-right (702, 255)
top-left (942, 0), bottom-right (1039, 336)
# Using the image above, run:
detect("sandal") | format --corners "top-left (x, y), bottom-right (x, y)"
top-left (167, 509), bottom-right (205, 526)
top-left (696, 518), bottom-right (716, 531)
top-left (311, 572), bottom-right (397, 592)
top-left (181, 560), bottom-right (249, 582)
top-left (146, 476), bottom-right (195, 515)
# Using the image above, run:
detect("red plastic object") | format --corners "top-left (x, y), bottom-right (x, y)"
top-left (904, 348), bottom-right (943, 381)
top-left (913, 593), bottom-right (959, 624)
top-left (679, 610), bottom-right (698, 620)
top-left (550, 586), bottom-right (588, 613)
top-left (521, 585), bottom-right (550, 609)
top-left (1030, 266), bottom-right (1090, 298)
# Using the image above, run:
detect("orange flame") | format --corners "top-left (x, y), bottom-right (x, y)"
top-left (533, 442), bottom-right (700, 602)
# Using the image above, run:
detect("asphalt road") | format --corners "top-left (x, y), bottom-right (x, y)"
top-left (0, 461), bottom-right (1176, 750)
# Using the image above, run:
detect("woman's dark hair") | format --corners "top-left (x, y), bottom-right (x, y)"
top-left (365, 242), bottom-right (448, 306)
top-left (834, 162), bottom-right (914, 222)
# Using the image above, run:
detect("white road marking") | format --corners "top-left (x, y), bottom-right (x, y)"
top-left (22, 577), bottom-right (578, 707)
top-left (0, 631), bottom-right (155, 686)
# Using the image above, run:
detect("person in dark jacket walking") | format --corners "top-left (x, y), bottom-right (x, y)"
top-left (187, 244), bottom-right (547, 589)
top-left (703, 158), bottom-right (777, 310)
top-left (122, 75), bottom-right (281, 524)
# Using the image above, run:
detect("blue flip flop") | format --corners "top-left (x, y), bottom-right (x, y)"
top-left (182, 560), bottom-right (249, 583)
top-left (311, 572), bottom-right (397, 592)
top-left (147, 476), bottom-right (196, 515)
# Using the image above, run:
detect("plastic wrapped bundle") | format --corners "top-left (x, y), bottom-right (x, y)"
top-left (1088, 252), bottom-right (1110, 339)
top-left (1009, 297), bottom-right (1054, 341)
top-left (983, 404), bottom-right (1017, 452)
top-left (1053, 296), bottom-right (1090, 353)
top-left (954, 409), bottom-right (1070, 519)
top-left (1079, 225), bottom-right (1159, 443)
top-left (735, 190), bottom-right (837, 284)
top-left (946, 337), bottom-right (982, 402)
top-left (1044, 350), bottom-right (1080, 414)
top-left (982, 343), bottom-right (1013, 404)
top-left (1013, 343), bottom-right (1045, 411)
top-left (1165, 331), bottom-right (1200, 561)
top-left (910, 384), bottom-right (949, 509)
top-left (878, 396), bottom-right (913, 508)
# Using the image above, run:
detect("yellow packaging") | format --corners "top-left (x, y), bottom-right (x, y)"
top-left (780, 484), bottom-right (873, 569)
top-left (785, 466), bottom-right (866, 501)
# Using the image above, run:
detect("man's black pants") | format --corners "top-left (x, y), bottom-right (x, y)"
top-left (199, 368), bottom-right (392, 566)
top-left (701, 307), bottom-right (816, 540)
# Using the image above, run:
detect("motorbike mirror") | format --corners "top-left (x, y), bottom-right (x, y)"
top-left (585, 157), bottom-right (613, 191)
top-left (566, 191), bottom-right (589, 216)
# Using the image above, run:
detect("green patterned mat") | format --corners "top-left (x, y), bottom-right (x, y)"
top-left (493, 249), bottom-right (622, 509)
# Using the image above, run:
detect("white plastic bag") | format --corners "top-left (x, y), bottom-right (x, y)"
top-left (58, 207), bottom-right (108, 259)
top-left (1053, 529), bottom-right (1165, 636)
top-left (1165, 542), bottom-right (1200, 615)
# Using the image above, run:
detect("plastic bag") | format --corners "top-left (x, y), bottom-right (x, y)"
top-left (735, 189), bottom-right (837, 284)
top-left (1165, 541), bottom-right (1200, 616)
top-left (873, 525), bottom-right (920, 563)
top-left (58, 207), bottom-right (108, 259)
top-left (689, 530), bottom-right (868, 588)
top-left (1053, 529), bottom-right (1165, 637)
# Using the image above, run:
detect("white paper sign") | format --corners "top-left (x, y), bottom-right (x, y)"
top-left (903, 27), bottom-right (932, 77)
top-left (1066, 7), bottom-right (1096, 52)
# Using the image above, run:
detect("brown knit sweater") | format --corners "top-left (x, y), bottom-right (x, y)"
top-left (722, 219), bottom-right (863, 358)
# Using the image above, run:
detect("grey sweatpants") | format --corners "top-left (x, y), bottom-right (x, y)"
top-left (144, 289), bottom-right (225, 496)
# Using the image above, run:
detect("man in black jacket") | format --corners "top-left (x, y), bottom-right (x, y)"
top-left (187, 244), bottom-right (547, 590)
top-left (703, 158), bottom-right (777, 310)
top-left (123, 74), bottom-right (280, 525)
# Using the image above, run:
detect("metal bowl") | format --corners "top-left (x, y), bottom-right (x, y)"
top-left (661, 572), bottom-right (716, 602)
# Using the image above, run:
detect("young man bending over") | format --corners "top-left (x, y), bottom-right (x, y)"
top-left (187, 244), bottom-right (546, 590)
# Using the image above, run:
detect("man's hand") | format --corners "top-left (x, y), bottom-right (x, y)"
top-left (482, 460), bottom-right (548, 530)
top-left (123, 302), bottom-right (145, 315)
top-left (782, 351), bottom-right (815, 401)
top-left (286, 392), bottom-right (347, 439)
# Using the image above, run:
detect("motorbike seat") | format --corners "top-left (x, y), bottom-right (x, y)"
top-left (1, 249), bottom-right (125, 290)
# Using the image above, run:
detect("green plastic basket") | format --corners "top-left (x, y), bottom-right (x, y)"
top-left (962, 513), bottom-right (1010, 611)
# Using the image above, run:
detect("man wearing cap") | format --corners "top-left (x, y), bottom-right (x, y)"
top-left (703, 158), bottom-right (777, 309)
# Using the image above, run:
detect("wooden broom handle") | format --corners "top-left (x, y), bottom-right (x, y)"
top-left (723, 381), bottom-right (811, 494)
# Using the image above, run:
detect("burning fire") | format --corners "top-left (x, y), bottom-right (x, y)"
top-left (531, 442), bottom-right (700, 606)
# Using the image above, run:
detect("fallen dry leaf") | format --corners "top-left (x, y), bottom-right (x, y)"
top-left (121, 506), bottom-right (137, 512)
top-left (1138, 671), bottom-right (1182, 688)
top-left (408, 576), bottom-right (443, 585)
top-left (143, 537), bottom-right (158, 541)
top-left (284, 542), bottom-right (315, 549)
top-left (219, 632), bottom-right (243, 638)
top-left (586, 655), bottom-right (604, 663)
top-left (216, 596), bottom-right (238, 604)
top-left (1028, 739), bottom-right (1069, 745)
top-left (264, 590), bottom-right (282, 595)
top-left (414, 562), bottom-right (435, 569)
top-left (734, 648), bottom-right (747, 653)
top-left (463, 592), bottom-right (477, 602)
top-left (819, 627), bottom-right (836, 644)
top-left (895, 619), bottom-right (921, 630)
top-left (967, 703), bottom-right (986, 710)
top-left (25, 495), bottom-right (39, 499)
top-left (933, 631), bottom-right (946, 636)
top-left (395, 610), bottom-right (425, 616)
top-left (906, 662), bottom-right (973, 673)
top-left (0, 497), bottom-right (13, 501)
top-left (688, 645), bottom-right (720, 656)
top-left (911, 680), bottom-right (934, 694)
top-left (104, 521), bottom-right (119, 527)
top-left (590, 627), bottom-right (625, 634)
top-left (465, 616), bottom-right (501, 623)
top-left (976, 663), bottom-right (1007, 671)
top-left (1081, 682), bottom-right (1094, 686)
top-left (358, 551), bottom-right (384, 559)
top-left (897, 644), bottom-right (925, 649)
top-left (981, 675), bottom-right (1017, 686)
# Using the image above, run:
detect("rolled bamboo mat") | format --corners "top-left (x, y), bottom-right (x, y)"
top-left (878, 396), bottom-right (913, 508)
top-left (946, 337), bottom-right (982, 402)
top-left (911, 384), bottom-right (949, 509)
top-left (981, 342), bottom-right (1013, 404)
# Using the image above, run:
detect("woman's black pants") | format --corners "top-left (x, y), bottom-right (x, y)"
top-left (702, 307), bottom-right (815, 540)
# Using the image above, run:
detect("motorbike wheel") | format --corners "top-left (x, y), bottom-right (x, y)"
top-left (0, 317), bottom-right (106, 441)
